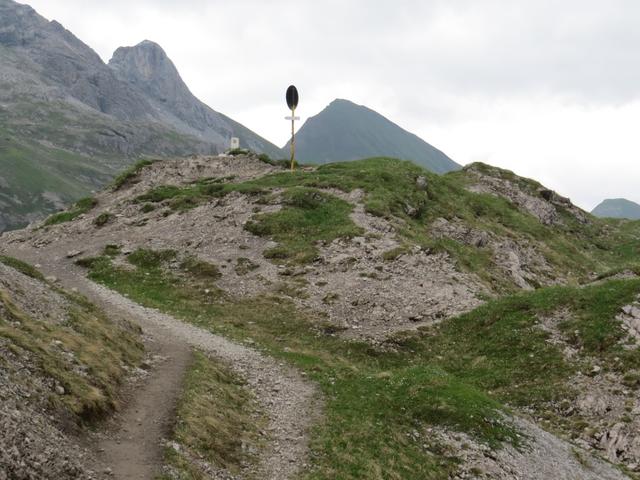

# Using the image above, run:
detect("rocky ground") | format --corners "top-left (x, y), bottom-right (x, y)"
top-left (2, 156), bottom-right (487, 342)
top-left (516, 292), bottom-right (640, 474)
top-left (431, 416), bottom-right (628, 480)
top-left (0, 262), bottom-right (98, 479)
top-left (2, 155), bottom-right (638, 479)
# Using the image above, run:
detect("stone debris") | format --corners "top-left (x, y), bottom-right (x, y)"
top-left (431, 416), bottom-right (628, 479)
top-left (465, 164), bottom-right (590, 226)
top-left (0, 266), bottom-right (98, 479)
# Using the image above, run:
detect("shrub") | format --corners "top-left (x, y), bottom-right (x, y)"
top-left (94, 212), bottom-right (113, 227)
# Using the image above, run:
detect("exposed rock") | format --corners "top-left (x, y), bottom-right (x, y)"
top-left (465, 164), bottom-right (590, 226)
top-left (0, 0), bottom-right (282, 232)
top-left (430, 217), bottom-right (556, 289)
top-left (430, 416), bottom-right (628, 479)
top-left (619, 296), bottom-right (640, 344)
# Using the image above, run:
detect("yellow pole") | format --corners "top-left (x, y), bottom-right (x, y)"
top-left (290, 107), bottom-right (296, 172)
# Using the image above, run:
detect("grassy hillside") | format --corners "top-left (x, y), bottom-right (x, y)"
top-left (132, 157), bottom-right (640, 292)
top-left (21, 154), bottom-right (640, 477)
top-left (0, 130), bottom-right (114, 231)
top-left (81, 247), bottom-right (640, 479)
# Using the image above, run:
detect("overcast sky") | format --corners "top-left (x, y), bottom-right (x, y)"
top-left (24, 0), bottom-right (640, 210)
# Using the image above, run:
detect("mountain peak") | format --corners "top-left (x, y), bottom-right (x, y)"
top-left (287, 98), bottom-right (460, 173)
top-left (592, 198), bottom-right (640, 220)
top-left (109, 40), bottom-right (176, 84)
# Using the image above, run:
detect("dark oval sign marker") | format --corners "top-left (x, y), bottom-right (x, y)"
top-left (286, 85), bottom-right (299, 110)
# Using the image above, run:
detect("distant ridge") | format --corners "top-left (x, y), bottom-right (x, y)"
top-left (285, 99), bottom-right (460, 173)
top-left (592, 198), bottom-right (640, 220)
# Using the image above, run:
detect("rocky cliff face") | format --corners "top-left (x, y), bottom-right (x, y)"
top-left (0, 0), bottom-right (152, 120)
top-left (108, 40), bottom-right (280, 155)
top-left (0, 0), bottom-right (283, 232)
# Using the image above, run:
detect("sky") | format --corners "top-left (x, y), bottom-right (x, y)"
top-left (23, 0), bottom-right (640, 211)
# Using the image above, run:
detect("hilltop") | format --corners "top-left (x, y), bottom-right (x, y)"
top-left (285, 99), bottom-right (460, 173)
top-left (3, 154), bottom-right (640, 479)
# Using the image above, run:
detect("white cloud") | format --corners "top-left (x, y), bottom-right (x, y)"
top-left (21, 0), bottom-right (640, 209)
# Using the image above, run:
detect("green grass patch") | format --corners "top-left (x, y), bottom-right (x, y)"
top-left (245, 188), bottom-right (364, 264)
top-left (395, 279), bottom-right (640, 438)
top-left (0, 255), bottom-right (45, 281)
top-left (128, 248), bottom-right (177, 269)
top-left (0, 287), bottom-right (143, 422)
top-left (180, 256), bottom-right (221, 280)
top-left (44, 197), bottom-right (97, 226)
top-left (134, 179), bottom-right (266, 212)
top-left (112, 159), bottom-right (154, 190)
top-left (160, 350), bottom-right (265, 478)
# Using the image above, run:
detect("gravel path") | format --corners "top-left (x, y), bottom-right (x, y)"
top-left (87, 282), bottom-right (321, 480)
top-left (2, 246), bottom-right (321, 479)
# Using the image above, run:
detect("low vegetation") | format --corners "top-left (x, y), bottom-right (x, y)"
top-left (0, 255), bottom-right (45, 280)
top-left (112, 159), bottom-right (154, 190)
top-left (245, 188), bottom-right (364, 263)
top-left (0, 258), bottom-right (143, 422)
top-left (159, 351), bottom-right (265, 479)
top-left (94, 212), bottom-right (113, 227)
top-left (44, 197), bottom-right (97, 226)
top-left (133, 157), bottom-right (640, 290)
top-left (79, 247), bottom-right (640, 478)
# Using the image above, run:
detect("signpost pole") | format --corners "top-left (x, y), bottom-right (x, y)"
top-left (285, 85), bottom-right (300, 173)
top-left (290, 107), bottom-right (296, 172)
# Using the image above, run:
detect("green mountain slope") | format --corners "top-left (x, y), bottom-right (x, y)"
top-left (285, 99), bottom-right (460, 173)
top-left (592, 198), bottom-right (640, 220)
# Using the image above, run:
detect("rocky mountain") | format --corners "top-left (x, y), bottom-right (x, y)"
top-left (592, 198), bottom-right (640, 220)
top-left (285, 98), bottom-right (460, 173)
top-left (3, 154), bottom-right (640, 479)
top-left (0, 0), bottom-right (282, 232)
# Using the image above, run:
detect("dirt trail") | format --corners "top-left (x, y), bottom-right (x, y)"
top-left (4, 247), bottom-right (321, 480)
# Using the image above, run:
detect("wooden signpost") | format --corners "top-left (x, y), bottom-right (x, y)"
top-left (285, 85), bottom-right (300, 172)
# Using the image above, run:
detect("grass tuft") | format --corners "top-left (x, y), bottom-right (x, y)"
top-left (244, 188), bottom-right (364, 264)
top-left (44, 197), bottom-right (97, 226)
top-left (0, 255), bottom-right (45, 281)
top-left (161, 351), bottom-right (265, 478)
top-left (112, 159), bottom-right (154, 190)
top-left (94, 212), bottom-right (113, 227)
